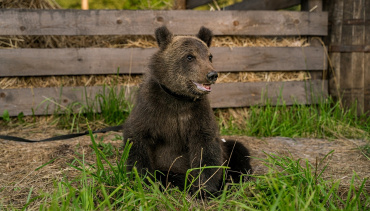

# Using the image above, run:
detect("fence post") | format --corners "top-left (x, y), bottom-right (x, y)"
top-left (324, 0), bottom-right (369, 115)
top-left (82, 0), bottom-right (88, 10)
top-left (301, 0), bottom-right (325, 81)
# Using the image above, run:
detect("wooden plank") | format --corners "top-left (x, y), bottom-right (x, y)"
top-left (339, 0), bottom-right (354, 109)
top-left (186, 0), bottom-right (213, 9)
top-left (210, 80), bottom-right (328, 108)
top-left (352, 0), bottom-right (366, 114)
top-left (365, 0), bottom-right (370, 114)
top-left (0, 80), bottom-right (328, 116)
top-left (0, 9), bottom-right (328, 36)
top-left (0, 46), bottom-right (327, 77)
top-left (0, 86), bottom-right (136, 117)
top-left (0, 48), bottom-right (155, 76)
top-left (225, 0), bottom-right (300, 11)
top-left (325, 0), bottom-right (343, 100)
top-left (301, 0), bottom-right (323, 81)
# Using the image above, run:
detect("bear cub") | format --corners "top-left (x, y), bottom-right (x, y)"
top-left (123, 26), bottom-right (252, 196)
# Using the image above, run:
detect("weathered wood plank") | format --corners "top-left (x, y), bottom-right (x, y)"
top-left (302, 0), bottom-right (323, 80)
top-left (0, 80), bottom-right (328, 116)
top-left (339, 0), bottom-right (354, 109)
top-left (352, 0), bottom-right (366, 114)
top-left (324, 0), bottom-right (343, 100)
top-left (0, 46), bottom-right (327, 77)
top-left (0, 9), bottom-right (328, 36)
top-left (225, 0), bottom-right (300, 11)
top-left (210, 80), bottom-right (327, 108)
top-left (365, 0), bottom-right (370, 113)
top-left (0, 48), bottom-right (155, 76)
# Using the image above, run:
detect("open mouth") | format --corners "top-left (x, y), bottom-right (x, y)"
top-left (193, 82), bottom-right (212, 92)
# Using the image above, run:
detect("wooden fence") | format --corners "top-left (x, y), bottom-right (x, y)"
top-left (0, 0), bottom-right (328, 117)
top-left (324, 0), bottom-right (370, 114)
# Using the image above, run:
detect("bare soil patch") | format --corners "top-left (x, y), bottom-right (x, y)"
top-left (0, 132), bottom-right (369, 209)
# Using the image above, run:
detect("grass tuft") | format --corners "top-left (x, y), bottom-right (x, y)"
top-left (218, 96), bottom-right (369, 141)
top-left (51, 84), bottom-right (132, 132)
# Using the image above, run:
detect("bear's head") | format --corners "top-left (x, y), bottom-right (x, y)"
top-left (149, 26), bottom-right (217, 99)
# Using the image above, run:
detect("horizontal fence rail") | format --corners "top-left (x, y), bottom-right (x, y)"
top-left (0, 9), bottom-right (328, 36)
top-left (0, 80), bottom-right (328, 116)
top-left (0, 46), bottom-right (327, 76)
top-left (0, 8), bottom-right (329, 117)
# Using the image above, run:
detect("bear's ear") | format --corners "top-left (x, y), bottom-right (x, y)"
top-left (155, 26), bottom-right (173, 49)
top-left (197, 26), bottom-right (213, 47)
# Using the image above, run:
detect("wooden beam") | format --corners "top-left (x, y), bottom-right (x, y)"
top-left (0, 80), bottom-right (328, 116)
top-left (0, 46), bottom-right (327, 77)
top-left (81, 0), bottom-right (89, 10)
top-left (225, 0), bottom-right (301, 11)
top-left (0, 9), bottom-right (328, 36)
top-left (211, 80), bottom-right (327, 108)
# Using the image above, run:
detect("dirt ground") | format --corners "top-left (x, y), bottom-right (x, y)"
top-left (0, 131), bottom-right (369, 209)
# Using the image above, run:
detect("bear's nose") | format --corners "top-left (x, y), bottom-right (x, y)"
top-left (206, 71), bottom-right (218, 83)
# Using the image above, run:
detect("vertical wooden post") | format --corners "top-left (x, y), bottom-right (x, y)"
top-left (82, 0), bottom-right (89, 10)
top-left (324, 0), bottom-right (369, 115)
top-left (301, 0), bottom-right (324, 81)
top-left (173, 0), bottom-right (186, 10)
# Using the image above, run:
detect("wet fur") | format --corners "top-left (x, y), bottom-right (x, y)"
top-left (123, 26), bottom-right (252, 196)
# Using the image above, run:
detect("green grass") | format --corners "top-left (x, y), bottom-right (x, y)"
top-left (18, 132), bottom-right (369, 210)
top-left (218, 97), bottom-right (369, 141)
top-left (48, 83), bottom-right (132, 132)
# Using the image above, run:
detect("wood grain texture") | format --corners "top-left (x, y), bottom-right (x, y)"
top-left (210, 80), bottom-right (328, 108)
top-left (326, 0), bottom-right (369, 114)
top-left (0, 48), bottom-right (155, 76)
top-left (339, 0), bottom-right (354, 109)
top-left (325, 0), bottom-right (343, 99)
top-left (0, 80), bottom-right (328, 116)
top-left (0, 46), bottom-right (327, 76)
top-left (365, 0), bottom-right (370, 113)
top-left (225, 0), bottom-right (300, 11)
top-left (0, 9), bottom-right (328, 36)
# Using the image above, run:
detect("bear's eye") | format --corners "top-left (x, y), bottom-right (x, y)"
top-left (187, 54), bottom-right (195, 61)
top-left (209, 55), bottom-right (213, 62)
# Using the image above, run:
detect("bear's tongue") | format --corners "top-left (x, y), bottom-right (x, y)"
top-left (193, 82), bottom-right (211, 92)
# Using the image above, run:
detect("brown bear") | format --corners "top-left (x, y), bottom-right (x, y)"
top-left (123, 26), bottom-right (252, 197)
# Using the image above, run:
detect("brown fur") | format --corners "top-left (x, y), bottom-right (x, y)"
top-left (123, 26), bottom-right (252, 196)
